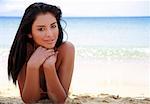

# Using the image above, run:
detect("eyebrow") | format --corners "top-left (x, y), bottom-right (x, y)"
top-left (36, 22), bottom-right (57, 27)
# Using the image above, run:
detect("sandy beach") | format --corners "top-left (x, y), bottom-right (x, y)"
top-left (1, 95), bottom-right (150, 104)
top-left (0, 48), bottom-right (150, 103)
top-left (0, 86), bottom-right (150, 104)
top-left (0, 58), bottom-right (150, 104)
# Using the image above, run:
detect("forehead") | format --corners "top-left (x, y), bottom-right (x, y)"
top-left (33, 13), bottom-right (57, 26)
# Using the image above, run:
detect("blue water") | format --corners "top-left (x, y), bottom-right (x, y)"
top-left (65, 17), bottom-right (150, 48)
top-left (0, 17), bottom-right (149, 48)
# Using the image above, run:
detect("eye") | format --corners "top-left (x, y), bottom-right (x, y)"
top-left (37, 27), bottom-right (45, 31)
top-left (51, 24), bottom-right (57, 28)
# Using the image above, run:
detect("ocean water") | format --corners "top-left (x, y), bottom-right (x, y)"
top-left (65, 17), bottom-right (150, 48)
top-left (0, 17), bottom-right (150, 59)
top-left (0, 17), bottom-right (150, 97)
top-left (0, 17), bottom-right (150, 47)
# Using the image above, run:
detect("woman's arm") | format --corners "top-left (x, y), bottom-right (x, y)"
top-left (44, 65), bottom-right (67, 102)
top-left (43, 41), bottom-right (75, 103)
top-left (57, 42), bottom-right (75, 94)
top-left (17, 63), bottom-right (41, 103)
top-left (18, 46), bottom-right (53, 103)
top-left (22, 63), bottom-right (41, 103)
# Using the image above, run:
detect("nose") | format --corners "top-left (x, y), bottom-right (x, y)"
top-left (46, 29), bottom-right (53, 37)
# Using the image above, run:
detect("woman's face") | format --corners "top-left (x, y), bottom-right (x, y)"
top-left (31, 13), bottom-right (59, 49)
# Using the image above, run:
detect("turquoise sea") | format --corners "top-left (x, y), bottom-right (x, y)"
top-left (0, 17), bottom-right (149, 60)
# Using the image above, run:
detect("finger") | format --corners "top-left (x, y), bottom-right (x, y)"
top-left (37, 46), bottom-right (46, 51)
top-left (46, 50), bottom-right (55, 55)
top-left (55, 51), bottom-right (59, 57)
top-left (55, 51), bottom-right (58, 54)
top-left (45, 52), bottom-right (55, 58)
top-left (46, 49), bottom-right (54, 53)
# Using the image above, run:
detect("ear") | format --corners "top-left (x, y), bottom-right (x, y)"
top-left (28, 34), bottom-right (32, 38)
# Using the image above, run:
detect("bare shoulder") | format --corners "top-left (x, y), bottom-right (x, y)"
top-left (57, 41), bottom-right (75, 54)
top-left (56, 41), bottom-right (75, 69)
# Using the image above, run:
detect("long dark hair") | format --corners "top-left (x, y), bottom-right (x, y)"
top-left (8, 2), bottom-right (63, 84)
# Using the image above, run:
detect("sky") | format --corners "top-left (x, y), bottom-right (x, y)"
top-left (0, 0), bottom-right (149, 17)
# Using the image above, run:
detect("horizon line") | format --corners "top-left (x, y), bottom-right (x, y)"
top-left (0, 16), bottom-right (150, 18)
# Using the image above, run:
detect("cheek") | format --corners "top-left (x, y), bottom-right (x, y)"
top-left (32, 31), bottom-right (43, 41)
top-left (55, 28), bottom-right (59, 37)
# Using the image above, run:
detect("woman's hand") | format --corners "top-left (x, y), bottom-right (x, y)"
top-left (43, 50), bottom-right (58, 69)
top-left (27, 46), bottom-right (54, 69)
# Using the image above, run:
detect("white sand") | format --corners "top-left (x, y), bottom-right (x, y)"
top-left (71, 55), bottom-right (150, 97)
top-left (0, 48), bottom-right (150, 103)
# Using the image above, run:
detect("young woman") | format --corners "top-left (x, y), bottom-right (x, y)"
top-left (8, 2), bottom-right (75, 103)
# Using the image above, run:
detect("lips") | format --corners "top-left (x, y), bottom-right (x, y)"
top-left (44, 39), bottom-right (56, 44)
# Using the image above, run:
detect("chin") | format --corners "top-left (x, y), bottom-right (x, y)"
top-left (45, 45), bottom-right (55, 49)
